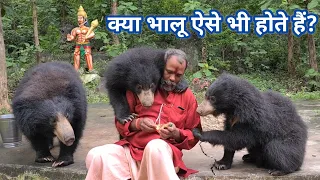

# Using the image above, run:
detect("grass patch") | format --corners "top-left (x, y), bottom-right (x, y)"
top-left (0, 172), bottom-right (49, 180)
top-left (239, 72), bottom-right (303, 93)
top-left (287, 91), bottom-right (320, 100)
top-left (81, 72), bottom-right (109, 104)
top-left (0, 108), bottom-right (11, 115)
top-left (86, 89), bottom-right (109, 104)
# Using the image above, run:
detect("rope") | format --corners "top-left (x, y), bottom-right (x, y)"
top-left (199, 142), bottom-right (216, 175)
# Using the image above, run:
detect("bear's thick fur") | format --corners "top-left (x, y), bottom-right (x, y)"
top-left (104, 47), bottom-right (188, 124)
top-left (12, 62), bottom-right (87, 167)
top-left (194, 73), bottom-right (307, 176)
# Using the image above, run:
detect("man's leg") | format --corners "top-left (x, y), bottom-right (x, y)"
top-left (85, 144), bottom-right (132, 180)
top-left (138, 139), bottom-right (180, 180)
top-left (73, 47), bottom-right (80, 71)
top-left (84, 46), bottom-right (93, 71)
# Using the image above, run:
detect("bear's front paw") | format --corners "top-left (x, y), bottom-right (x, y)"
top-left (268, 169), bottom-right (288, 176)
top-left (52, 156), bottom-right (74, 167)
top-left (214, 159), bottom-right (232, 170)
top-left (192, 128), bottom-right (203, 140)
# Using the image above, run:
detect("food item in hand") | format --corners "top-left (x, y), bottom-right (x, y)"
top-left (156, 122), bottom-right (173, 131)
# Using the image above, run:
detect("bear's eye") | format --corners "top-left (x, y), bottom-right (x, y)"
top-left (49, 117), bottom-right (56, 125)
top-left (65, 113), bottom-right (70, 119)
top-left (209, 96), bottom-right (216, 103)
top-left (150, 83), bottom-right (155, 89)
top-left (136, 85), bottom-right (142, 90)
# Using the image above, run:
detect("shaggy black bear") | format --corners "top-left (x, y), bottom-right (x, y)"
top-left (12, 62), bottom-right (87, 167)
top-left (193, 73), bottom-right (307, 176)
top-left (104, 47), bottom-right (188, 124)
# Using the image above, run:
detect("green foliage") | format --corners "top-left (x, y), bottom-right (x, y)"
top-left (239, 72), bottom-right (303, 93)
top-left (118, 1), bottom-right (138, 15)
top-left (0, 108), bottom-right (11, 115)
top-left (103, 43), bottom-right (128, 58)
top-left (183, 0), bottom-right (211, 13)
top-left (308, 0), bottom-right (319, 10)
top-left (191, 72), bottom-right (320, 102)
top-left (6, 43), bottom-right (37, 67)
top-left (0, 172), bottom-right (49, 180)
top-left (84, 77), bottom-right (109, 103)
top-left (7, 67), bottom-right (28, 98)
top-left (39, 25), bottom-right (61, 54)
top-left (192, 62), bottom-right (218, 79)
top-left (304, 68), bottom-right (320, 91)
top-left (288, 91), bottom-right (320, 100)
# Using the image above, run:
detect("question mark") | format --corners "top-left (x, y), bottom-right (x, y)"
top-left (307, 14), bottom-right (318, 34)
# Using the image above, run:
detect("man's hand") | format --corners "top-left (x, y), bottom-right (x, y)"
top-left (139, 118), bottom-right (157, 132)
top-left (158, 123), bottom-right (181, 142)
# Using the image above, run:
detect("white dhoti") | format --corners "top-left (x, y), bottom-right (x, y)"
top-left (85, 139), bottom-right (180, 180)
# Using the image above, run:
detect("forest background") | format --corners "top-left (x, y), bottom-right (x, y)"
top-left (0, 0), bottom-right (319, 112)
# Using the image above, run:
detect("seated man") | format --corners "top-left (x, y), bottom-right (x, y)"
top-left (85, 49), bottom-right (201, 180)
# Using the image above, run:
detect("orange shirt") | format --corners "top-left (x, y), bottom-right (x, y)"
top-left (115, 88), bottom-right (201, 177)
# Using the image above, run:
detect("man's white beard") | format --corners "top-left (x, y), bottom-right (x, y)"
top-left (160, 78), bottom-right (176, 92)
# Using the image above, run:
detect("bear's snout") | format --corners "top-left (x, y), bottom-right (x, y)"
top-left (54, 113), bottom-right (75, 146)
top-left (137, 89), bottom-right (154, 107)
top-left (197, 99), bottom-right (215, 116)
top-left (65, 137), bottom-right (75, 146)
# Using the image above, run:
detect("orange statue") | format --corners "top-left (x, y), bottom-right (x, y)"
top-left (67, 6), bottom-right (98, 73)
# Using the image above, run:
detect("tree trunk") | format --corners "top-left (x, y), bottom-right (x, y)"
top-left (307, 34), bottom-right (318, 71)
top-left (293, 37), bottom-right (301, 66)
top-left (32, 0), bottom-right (40, 63)
top-left (201, 39), bottom-right (207, 63)
top-left (221, 48), bottom-right (225, 61)
top-left (111, 0), bottom-right (120, 45)
top-left (138, 0), bottom-right (143, 15)
top-left (61, 1), bottom-right (66, 28)
top-left (287, 23), bottom-right (295, 77)
top-left (0, 8), bottom-right (10, 111)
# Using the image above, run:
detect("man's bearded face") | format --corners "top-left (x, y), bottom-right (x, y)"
top-left (160, 78), bottom-right (177, 92)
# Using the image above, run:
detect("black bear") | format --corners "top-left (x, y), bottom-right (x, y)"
top-left (193, 73), bottom-right (307, 176)
top-left (12, 62), bottom-right (87, 167)
top-left (104, 47), bottom-right (188, 124)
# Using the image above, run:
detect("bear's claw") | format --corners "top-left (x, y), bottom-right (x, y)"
top-left (52, 159), bottom-right (74, 167)
top-left (118, 113), bottom-right (138, 124)
top-left (268, 169), bottom-right (287, 176)
top-left (214, 160), bottom-right (231, 170)
top-left (35, 155), bottom-right (55, 163)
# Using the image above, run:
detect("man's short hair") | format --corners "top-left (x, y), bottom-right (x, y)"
top-left (164, 49), bottom-right (188, 69)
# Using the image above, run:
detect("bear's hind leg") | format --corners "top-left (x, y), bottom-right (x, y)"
top-left (214, 149), bottom-right (235, 170)
top-left (29, 135), bottom-right (55, 163)
top-left (264, 139), bottom-right (304, 176)
top-left (243, 145), bottom-right (264, 167)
